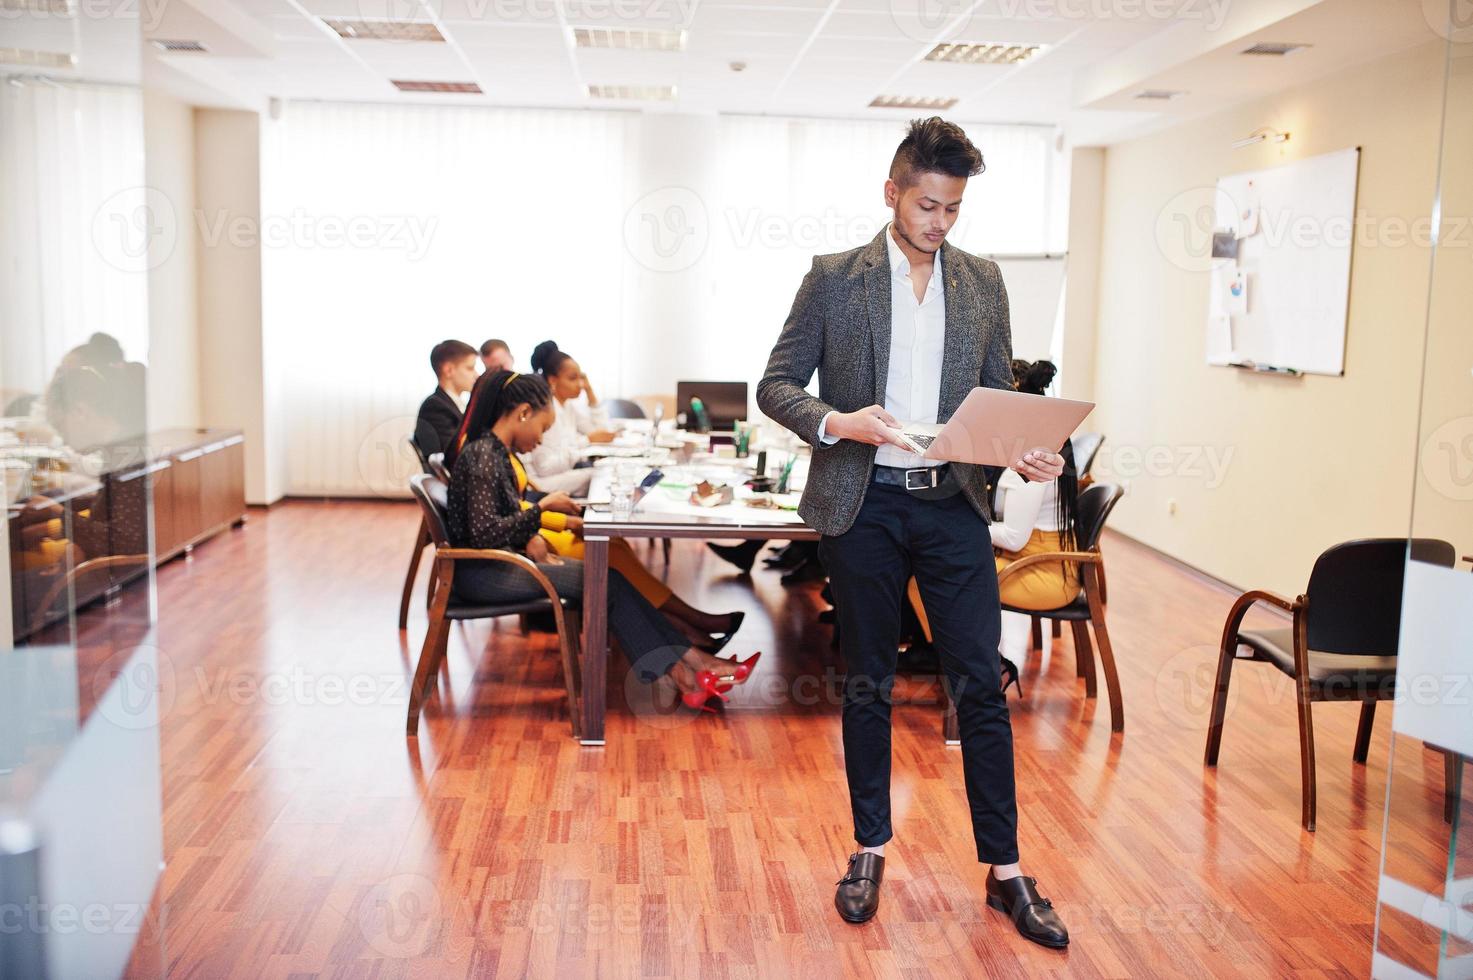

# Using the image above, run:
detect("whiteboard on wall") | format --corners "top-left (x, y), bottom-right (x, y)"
top-left (1205, 147), bottom-right (1361, 376)
top-left (992, 255), bottom-right (1066, 361)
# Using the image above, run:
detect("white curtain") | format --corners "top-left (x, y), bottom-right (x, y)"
top-left (0, 81), bottom-right (149, 399)
top-left (262, 102), bottom-right (636, 495)
top-left (262, 105), bottom-right (1067, 496)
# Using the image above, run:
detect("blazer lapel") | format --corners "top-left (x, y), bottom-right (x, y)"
top-left (863, 229), bottom-right (892, 407)
top-left (437, 387), bottom-right (463, 419)
top-left (938, 241), bottom-right (977, 421)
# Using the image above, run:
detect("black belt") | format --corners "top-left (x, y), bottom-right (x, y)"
top-left (872, 463), bottom-right (950, 491)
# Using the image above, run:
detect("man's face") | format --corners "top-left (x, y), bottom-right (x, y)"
top-left (482, 348), bottom-right (513, 373)
top-left (884, 170), bottom-right (966, 254)
top-left (445, 354), bottom-right (479, 395)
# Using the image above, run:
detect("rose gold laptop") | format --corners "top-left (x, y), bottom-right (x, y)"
top-left (895, 387), bottom-right (1095, 467)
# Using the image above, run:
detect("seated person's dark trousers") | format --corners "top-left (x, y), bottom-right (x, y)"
top-left (818, 479), bottom-right (1019, 864)
top-left (453, 559), bottom-right (684, 682)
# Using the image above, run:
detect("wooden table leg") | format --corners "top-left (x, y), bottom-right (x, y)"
top-left (580, 534), bottom-right (609, 745)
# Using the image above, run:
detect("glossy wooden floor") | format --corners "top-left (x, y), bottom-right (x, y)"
top-left (119, 499), bottom-right (1453, 978)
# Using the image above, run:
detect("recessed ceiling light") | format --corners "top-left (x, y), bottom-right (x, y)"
top-left (925, 42), bottom-right (1043, 65)
top-left (1241, 42), bottom-right (1310, 56)
top-left (325, 18), bottom-right (444, 43)
top-left (869, 94), bottom-right (959, 110)
top-left (391, 79), bottom-right (482, 93)
top-left (151, 39), bottom-right (208, 53)
top-left (586, 84), bottom-right (677, 101)
top-left (0, 0), bottom-right (75, 13)
top-left (572, 27), bottom-right (685, 52)
top-left (1134, 89), bottom-right (1185, 100)
top-left (0, 46), bottom-right (77, 68)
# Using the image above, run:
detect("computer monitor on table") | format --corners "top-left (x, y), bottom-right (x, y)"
top-left (675, 381), bottom-right (748, 431)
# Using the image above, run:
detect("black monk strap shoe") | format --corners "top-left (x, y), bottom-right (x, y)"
top-left (985, 869), bottom-right (1070, 949)
top-left (834, 852), bottom-right (885, 924)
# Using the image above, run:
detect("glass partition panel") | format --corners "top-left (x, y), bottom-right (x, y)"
top-left (1371, 17), bottom-right (1473, 980)
top-left (1, 2), bottom-right (164, 976)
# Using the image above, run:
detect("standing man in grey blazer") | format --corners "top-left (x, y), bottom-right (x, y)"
top-left (757, 118), bottom-right (1070, 948)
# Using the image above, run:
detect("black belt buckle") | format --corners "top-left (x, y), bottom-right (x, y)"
top-left (904, 467), bottom-right (941, 491)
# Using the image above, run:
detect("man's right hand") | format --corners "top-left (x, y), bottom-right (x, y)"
top-left (827, 406), bottom-right (908, 448)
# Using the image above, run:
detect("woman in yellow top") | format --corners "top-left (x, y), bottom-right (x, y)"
top-left (907, 359), bottom-right (1080, 696)
top-left (449, 375), bottom-right (745, 654)
top-left (988, 359), bottom-right (1081, 692)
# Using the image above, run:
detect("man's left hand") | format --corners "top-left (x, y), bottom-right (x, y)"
top-left (1012, 449), bottom-right (1065, 482)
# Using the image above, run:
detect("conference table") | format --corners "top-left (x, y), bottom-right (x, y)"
top-left (574, 438), bottom-right (820, 744)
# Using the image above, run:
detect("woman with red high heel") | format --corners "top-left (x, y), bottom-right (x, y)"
top-left (444, 369), bottom-right (758, 710)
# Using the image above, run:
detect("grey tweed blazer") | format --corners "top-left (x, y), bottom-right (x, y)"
top-left (756, 227), bottom-right (1015, 537)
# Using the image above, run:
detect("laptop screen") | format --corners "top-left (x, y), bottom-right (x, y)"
top-left (675, 381), bottom-right (748, 430)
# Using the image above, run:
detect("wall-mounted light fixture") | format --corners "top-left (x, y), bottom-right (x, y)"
top-left (1232, 127), bottom-right (1291, 149)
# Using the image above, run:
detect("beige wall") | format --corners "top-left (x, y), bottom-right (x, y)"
top-left (1060, 146), bottom-right (1103, 403)
top-left (195, 108), bottom-right (281, 505)
top-left (143, 91), bottom-right (201, 433)
top-left (1087, 40), bottom-right (1447, 596)
top-left (1409, 42), bottom-right (1473, 561)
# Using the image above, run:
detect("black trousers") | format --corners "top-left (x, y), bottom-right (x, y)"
top-left (819, 478), bottom-right (1018, 864)
top-left (454, 559), bottom-right (685, 682)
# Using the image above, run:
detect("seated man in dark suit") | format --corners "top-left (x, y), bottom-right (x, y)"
top-left (415, 339), bottom-right (479, 460)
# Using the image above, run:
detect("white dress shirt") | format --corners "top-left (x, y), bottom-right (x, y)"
top-left (990, 468), bottom-right (1061, 551)
top-left (520, 396), bottom-right (608, 494)
top-left (818, 222), bottom-right (946, 469)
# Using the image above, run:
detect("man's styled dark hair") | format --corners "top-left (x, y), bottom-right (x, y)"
top-left (889, 117), bottom-right (985, 188)
top-left (480, 338), bottom-right (509, 358)
top-left (430, 339), bottom-right (477, 376)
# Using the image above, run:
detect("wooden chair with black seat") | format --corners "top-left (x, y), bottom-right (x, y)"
top-left (1034, 432), bottom-right (1107, 653)
top-left (398, 434), bottom-right (437, 630)
top-left (603, 398), bottom-right (645, 420)
top-left (938, 481), bottom-right (1127, 742)
top-left (405, 473), bottom-right (582, 738)
top-left (1204, 537), bottom-right (1457, 831)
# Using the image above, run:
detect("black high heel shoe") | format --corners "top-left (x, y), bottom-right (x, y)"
top-left (693, 611), bottom-right (745, 653)
top-left (1000, 656), bottom-right (1022, 698)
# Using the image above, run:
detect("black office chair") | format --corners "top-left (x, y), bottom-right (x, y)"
top-left (399, 435), bottom-right (436, 629)
top-left (1072, 432), bottom-right (1105, 479)
top-left (603, 398), bottom-right (645, 420)
top-left (427, 452), bottom-right (451, 483)
top-left (405, 474), bottom-right (582, 738)
top-left (938, 483), bottom-right (1126, 742)
top-left (1204, 537), bottom-right (1456, 831)
top-left (1036, 433), bottom-right (1107, 651)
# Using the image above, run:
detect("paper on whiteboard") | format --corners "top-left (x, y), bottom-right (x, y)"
top-left (1225, 270), bottom-right (1248, 315)
top-left (1236, 182), bottom-right (1260, 238)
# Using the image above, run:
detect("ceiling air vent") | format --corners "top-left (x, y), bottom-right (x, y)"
top-left (869, 94), bottom-right (958, 110)
top-left (325, 18), bottom-right (444, 42)
top-left (152, 39), bottom-right (208, 53)
top-left (1241, 42), bottom-right (1310, 56)
top-left (391, 79), bottom-right (482, 93)
top-left (573, 27), bottom-right (685, 51)
top-left (925, 42), bottom-right (1043, 65)
top-left (586, 84), bottom-right (677, 101)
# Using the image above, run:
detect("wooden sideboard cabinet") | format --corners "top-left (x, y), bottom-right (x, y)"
top-left (147, 429), bottom-right (247, 562)
top-left (8, 428), bottom-right (247, 641)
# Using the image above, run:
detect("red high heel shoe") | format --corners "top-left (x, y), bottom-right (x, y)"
top-left (726, 651), bottom-right (761, 683)
top-left (680, 670), bottom-right (731, 713)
